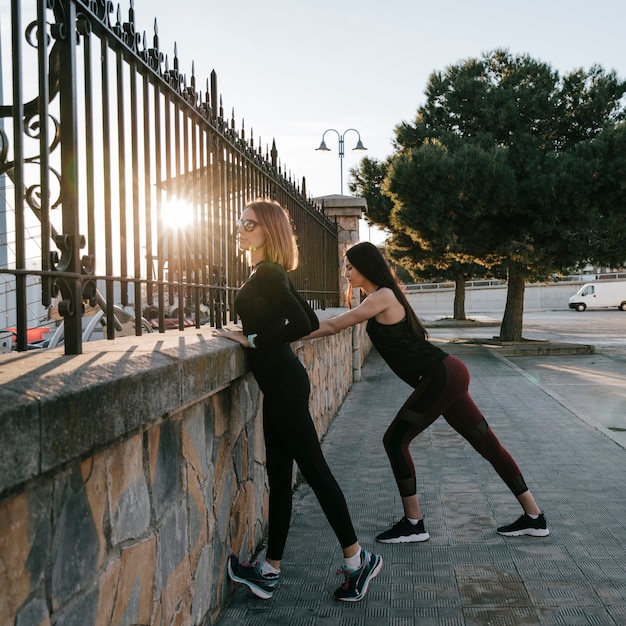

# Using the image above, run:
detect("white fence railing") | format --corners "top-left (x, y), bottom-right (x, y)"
top-left (405, 273), bottom-right (626, 292)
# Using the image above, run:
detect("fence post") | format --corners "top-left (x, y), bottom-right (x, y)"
top-left (55, 0), bottom-right (85, 354)
top-left (318, 194), bottom-right (367, 380)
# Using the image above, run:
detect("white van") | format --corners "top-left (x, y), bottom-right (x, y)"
top-left (568, 281), bottom-right (626, 312)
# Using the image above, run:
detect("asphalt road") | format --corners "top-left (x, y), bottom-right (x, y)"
top-left (521, 309), bottom-right (626, 357)
top-left (425, 308), bottom-right (626, 449)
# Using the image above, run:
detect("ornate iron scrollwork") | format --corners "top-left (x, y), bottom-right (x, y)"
top-left (50, 234), bottom-right (96, 318)
top-left (0, 14), bottom-right (62, 168)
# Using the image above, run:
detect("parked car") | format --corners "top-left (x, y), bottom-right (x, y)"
top-left (568, 281), bottom-right (626, 312)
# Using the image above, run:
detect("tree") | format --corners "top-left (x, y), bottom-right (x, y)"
top-left (348, 156), bottom-right (393, 226)
top-left (387, 142), bottom-right (518, 320)
top-left (568, 122), bottom-right (626, 268)
top-left (385, 229), bottom-right (490, 320)
top-left (350, 154), bottom-right (492, 320)
top-left (385, 50), bottom-right (626, 341)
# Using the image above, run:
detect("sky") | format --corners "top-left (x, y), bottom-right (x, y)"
top-left (142, 0), bottom-right (626, 241)
top-left (3, 0), bottom-right (626, 242)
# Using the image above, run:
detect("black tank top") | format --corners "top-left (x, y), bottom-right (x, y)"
top-left (366, 317), bottom-right (447, 388)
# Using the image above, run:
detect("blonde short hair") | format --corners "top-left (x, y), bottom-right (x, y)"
top-left (245, 199), bottom-right (298, 270)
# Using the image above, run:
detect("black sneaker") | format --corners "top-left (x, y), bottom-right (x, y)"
top-left (376, 517), bottom-right (430, 543)
top-left (333, 549), bottom-right (383, 602)
top-left (497, 512), bottom-right (550, 537)
top-left (227, 554), bottom-right (279, 599)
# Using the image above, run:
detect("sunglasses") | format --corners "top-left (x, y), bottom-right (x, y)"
top-left (236, 218), bottom-right (261, 232)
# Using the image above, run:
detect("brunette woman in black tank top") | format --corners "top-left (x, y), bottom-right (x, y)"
top-left (304, 242), bottom-right (549, 542)
top-left (214, 201), bottom-right (382, 602)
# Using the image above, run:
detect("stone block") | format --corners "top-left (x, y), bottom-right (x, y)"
top-left (229, 486), bottom-right (250, 554)
top-left (231, 425), bottom-right (248, 484)
top-left (253, 407), bottom-right (265, 465)
top-left (80, 454), bottom-right (107, 568)
top-left (0, 389), bottom-right (40, 495)
top-left (190, 544), bottom-right (214, 625)
top-left (15, 595), bottom-right (49, 626)
top-left (213, 444), bottom-right (236, 545)
top-left (52, 586), bottom-right (98, 626)
top-left (98, 538), bottom-right (155, 626)
top-left (106, 435), bottom-right (150, 545)
top-left (182, 402), bottom-right (211, 481)
top-left (157, 503), bottom-right (188, 592)
top-left (211, 540), bottom-right (226, 612)
top-left (0, 490), bottom-right (44, 626)
top-left (149, 420), bottom-right (182, 522)
top-left (204, 462), bottom-right (215, 543)
top-left (51, 465), bottom-right (100, 609)
top-left (96, 555), bottom-right (122, 626)
top-left (254, 463), bottom-right (269, 549)
top-left (186, 466), bottom-right (208, 570)
top-left (158, 506), bottom-right (191, 625)
top-left (212, 386), bottom-right (232, 439)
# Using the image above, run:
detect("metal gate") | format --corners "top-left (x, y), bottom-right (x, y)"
top-left (0, 0), bottom-right (339, 354)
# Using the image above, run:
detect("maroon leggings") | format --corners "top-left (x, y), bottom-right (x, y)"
top-left (383, 355), bottom-right (528, 498)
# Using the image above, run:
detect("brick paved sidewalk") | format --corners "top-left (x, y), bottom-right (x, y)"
top-left (216, 340), bottom-right (626, 625)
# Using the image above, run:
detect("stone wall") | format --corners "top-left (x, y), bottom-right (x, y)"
top-left (0, 311), bottom-right (370, 626)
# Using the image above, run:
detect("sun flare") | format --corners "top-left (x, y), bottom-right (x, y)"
top-left (161, 200), bottom-right (196, 231)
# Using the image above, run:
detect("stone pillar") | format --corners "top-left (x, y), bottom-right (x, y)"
top-left (318, 194), bottom-right (367, 381)
top-left (318, 195), bottom-right (367, 308)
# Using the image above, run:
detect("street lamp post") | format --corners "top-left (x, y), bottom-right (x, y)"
top-left (316, 128), bottom-right (367, 195)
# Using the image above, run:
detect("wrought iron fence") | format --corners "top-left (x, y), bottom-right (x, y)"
top-left (0, 0), bottom-right (339, 355)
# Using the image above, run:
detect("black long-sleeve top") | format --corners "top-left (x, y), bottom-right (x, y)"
top-left (235, 261), bottom-right (319, 381)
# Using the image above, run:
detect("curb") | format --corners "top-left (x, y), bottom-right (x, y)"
top-left (471, 339), bottom-right (595, 357)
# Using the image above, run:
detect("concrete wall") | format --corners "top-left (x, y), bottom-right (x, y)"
top-left (407, 282), bottom-right (579, 316)
top-left (0, 311), bottom-right (370, 626)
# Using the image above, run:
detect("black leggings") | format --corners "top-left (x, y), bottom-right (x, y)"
top-left (383, 355), bottom-right (528, 499)
top-left (259, 357), bottom-right (357, 561)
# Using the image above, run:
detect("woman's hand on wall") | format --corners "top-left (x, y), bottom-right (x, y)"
top-left (213, 327), bottom-right (248, 347)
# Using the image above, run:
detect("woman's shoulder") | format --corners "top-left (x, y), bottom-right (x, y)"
top-left (374, 286), bottom-right (396, 299)
top-left (366, 286), bottom-right (407, 324)
top-left (254, 261), bottom-right (290, 286)
top-left (255, 261), bottom-right (287, 277)
top-left (368, 286), bottom-right (400, 307)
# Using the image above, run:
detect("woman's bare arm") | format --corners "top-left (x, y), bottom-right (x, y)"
top-left (303, 289), bottom-right (394, 340)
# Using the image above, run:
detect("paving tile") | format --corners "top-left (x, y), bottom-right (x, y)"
top-left (216, 341), bottom-right (626, 625)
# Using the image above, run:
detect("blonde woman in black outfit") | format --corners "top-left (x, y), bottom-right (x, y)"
top-left (304, 242), bottom-right (549, 543)
top-left (214, 200), bottom-right (382, 602)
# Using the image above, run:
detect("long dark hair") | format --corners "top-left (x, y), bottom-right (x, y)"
top-left (346, 242), bottom-right (428, 339)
